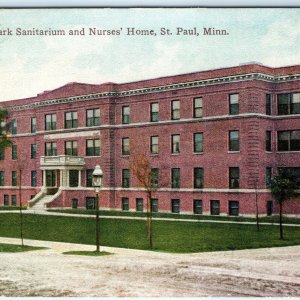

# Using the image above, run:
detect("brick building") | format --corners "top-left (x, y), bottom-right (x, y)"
top-left (1, 63), bottom-right (300, 216)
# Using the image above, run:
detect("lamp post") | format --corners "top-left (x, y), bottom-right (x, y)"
top-left (255, 179), bottom-right (260, 232)
top-left (92, 165), bottom-right (103, 252)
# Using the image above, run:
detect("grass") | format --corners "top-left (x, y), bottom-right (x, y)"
top-left (47, 208), bottom-right (300, 224)
top-left (0, 213), bottom-right (299, 253)
top-left (0, 206), bottom-right (25, 211)
top-left (63, 250), bottom-right (112, 256)
top-left (0, 243), bottom-right (46, 252)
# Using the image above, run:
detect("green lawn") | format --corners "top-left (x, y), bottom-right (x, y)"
top-left (0, 206), bottom-right (24, 211)
top-left (48, 208), bottom-right (300, 224)
top-left (0, 213), bottom-right (299, 253)
top-left (0, 243), bottom-right (46, 252)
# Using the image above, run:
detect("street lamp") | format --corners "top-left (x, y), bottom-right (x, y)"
top-left (92, 164), bottom-right (103, 252)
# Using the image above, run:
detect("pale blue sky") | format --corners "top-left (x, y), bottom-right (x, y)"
top-left (0, 8), bottom-right (300, 101)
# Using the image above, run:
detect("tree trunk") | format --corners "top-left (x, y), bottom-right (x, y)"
top-left (146, 192), bottom-right (152, 249)
top-left (279, 201), bottom-right (283, 240)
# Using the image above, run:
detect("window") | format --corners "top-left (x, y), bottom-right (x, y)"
top-left (122, 169), bottom-right (130, 188)
top-left (31, 117), bottom-right (36, 133)
top-left (229, 201), bottom-right (239, 216)
top-left (45, 142), bottom-right (57, 156)
top-left (136, 198), bottom-right (143, 212)
top-left (267, 201), bottom-right (273, 216)
top-left (122, 197), bottom-right (129, 211)
top-left (0, 171), bottom-right (4, 186)
top-left (266, 167), bottom-right (272, 187)
top-left (194, 133), bottom-right (203, 153)
top-left (122, 137), bottom-right (130, 155)
top-left (31, 171), bottom-right (37, 187)
top-left (65, 141), bottom-right (78, 156)
top-left (31, 144), bottom-right (37, 159)
top-left (86, 169), bottom-right (93, 187)
top-left (86, 108), bottom-right (100, 127)
top-left (122, 106), bottom-right (130, 124)
top-left (171, 168), bottom-right (180, 189)
top-left (266, 94), bottom-right (271, 115)
top-left (12, 144), bottom-right (17, 160)
top-left (171, 100), bottom-right (180, 120)
top-left (278, 167), bottom-right (300, 188)
top-left (150, 136), bottom-right (158, 155)
top-left (229, 167), bottom-right (239, 189)
top-left (0, 149), bottom-right (4, 160)
top-left (86, 197), bottom-right (95, 209)
top-left (11, 195), bottom-right (17, 206)
top-left (151, 168), bottom-right (159, 187)
top-left (65, 111), bottom-right (78, 129)
top-left (151, 198), bottom-right (158, 213)
top-left (210, 200), bottom-right (220, 215)
top-left (150, 103), bottom-right (159, 122)
top-left (278, 130), bottom-right (300, 151)
top-left (11, 119), bottom-right (17, 135)
top-left (69, 170), bottom-right (79, 187)
top-left (4, 195), bottom-right (9, 206)
top-left (193, 199), bottom-right (203, 214)
top-left (266, 131), bottom-right (272, 151)
top-left (45, 114), bottom-right (56, 131)
top-left (278, 93), bottom-right (300, 115)
top-left (171, 199), bottom-right (180, 213)
top-left (194, 168), bottom-right (203, 189)
top-left (229, 131), bottom-right (239, 151)
top-left (193, 97), bottom-right (203, 118)
top-left (171, 134), bottom-right (180, 154)
top-left (12, 171), bottom-right (17, 186)
top-left (229, 94), bottom-right (239, 115)
top-left (86, 139), bottom-right (100, 156)
top-left (72, 198), bottom-right (78, 209)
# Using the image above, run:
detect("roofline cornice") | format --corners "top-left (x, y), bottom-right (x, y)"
top-left (6, 71), bottom-right (300, 111)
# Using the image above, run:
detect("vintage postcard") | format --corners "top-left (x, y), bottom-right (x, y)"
top-left (0, 7), bottom-right (299, 297)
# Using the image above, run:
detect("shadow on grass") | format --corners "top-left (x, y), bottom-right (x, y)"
top-left (63, 250), bottom-right (112, 256)
top-left (0, 243), bottom-right (47, 253)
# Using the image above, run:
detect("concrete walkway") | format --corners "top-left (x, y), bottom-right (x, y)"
top-left (0, 209), bottom-right (299, 226)
top-left (0, 236), bottom-right (300, 297)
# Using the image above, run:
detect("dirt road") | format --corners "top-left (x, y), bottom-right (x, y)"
top-left (0, 237), bottom-right (299, 297)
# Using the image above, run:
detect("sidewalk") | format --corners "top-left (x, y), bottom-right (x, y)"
top-left (0, 236), bottom-right (299, 297)
top-left (1, 209), bottom-right (300, 226)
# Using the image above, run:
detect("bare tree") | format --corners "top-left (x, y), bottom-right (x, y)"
top-left (130, 152), bottom-right (159, 249)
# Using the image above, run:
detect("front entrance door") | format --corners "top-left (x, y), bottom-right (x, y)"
top-left (46, 170), bottom-right (58, 195)
top-left (46, 170), bottom-right (56, 187)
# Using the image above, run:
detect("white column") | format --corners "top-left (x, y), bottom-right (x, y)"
top-left (60, 170), bottom-right (63, 188)
top-left (78, 170), bottom-right (82, 187)
top-left (43, 170), bottom-right (46, 187)
top-left (62, 170), bottom-right (67, 187)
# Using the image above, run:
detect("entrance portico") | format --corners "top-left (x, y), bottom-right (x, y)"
top-left (40, 155), bottom-right (85, 194)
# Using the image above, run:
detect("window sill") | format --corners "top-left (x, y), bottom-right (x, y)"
top-left (171, 153), bottom-right (180, 156)
top-left (193, 152), bottom-right (203, 155)
top-left (150, 154), bottom-right (159, 157)
top-left (276, 151), bottom-right (300, 153)
top-left (228, 151), bottom-right (240, 154)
